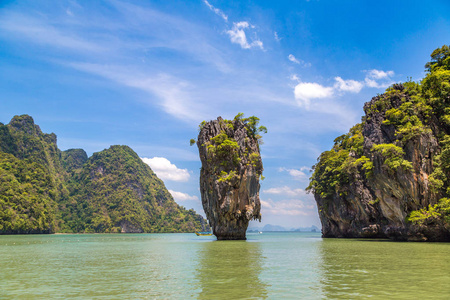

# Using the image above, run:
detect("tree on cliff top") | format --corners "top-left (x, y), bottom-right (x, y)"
top-left (425, 45), bottom-right (450, 72)
top-left (192, 113), bottom-right (267, 146)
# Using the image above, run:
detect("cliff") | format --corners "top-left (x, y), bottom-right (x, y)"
top-left (196, 114), bottom-right (265, 240)
top-left (0, 115), bottom-right (63, 234)
top-left (0, 115), bottom-right (205, 234)
top-left (308, 45), bottom-right (450, 241)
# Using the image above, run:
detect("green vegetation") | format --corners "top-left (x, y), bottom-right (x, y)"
top-left (306, 124), bottom-right (367, 198)
top-left (59, 145), bottom-right (203, 233)
top-left (234, 113), bottom-right (267, 144)
top-left (197, 113), bottom-right (266, 184)
top-left (308, 45), bottom-right (450, 229)
top-left (0, 115), bottom-right (205, 234)
top-left (408, 198), bottom-right (450, 226)
top-left (371, 144), bottom-right (412, 172)
top-left (0, 152), bottom-right (56, 233)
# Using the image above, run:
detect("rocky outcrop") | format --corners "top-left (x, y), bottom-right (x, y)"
top-left (311, 84), bottom-right (450, 241)
top-left (197, 117), bottom-right (263, 240)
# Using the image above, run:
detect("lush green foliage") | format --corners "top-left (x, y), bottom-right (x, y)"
top-left (60, 145), bottom-right (204, 233)
top-left (0, 152), bottom-right (56, 233)
top-left (371, 144), bottom-right (412, 172)
top-left (0, 115), bottom-right (205, 234)
top-left (61, 149), bottom-right (88, 173)
top-left (307, 124), bottom-right (368, 198)
top-left (425, 45), bottom-right (450, 72)
top-left (408, 198), bottom-right (450, 225)
top-left (207, 132), bottom-right (240, 166)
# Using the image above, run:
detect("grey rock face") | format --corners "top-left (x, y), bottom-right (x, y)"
top-left (315, 85), bottom-right (449, 241)
top-left (197, 117), bottom-right (262, 240)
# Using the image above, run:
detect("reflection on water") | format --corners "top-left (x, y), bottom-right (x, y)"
top-left (1, 233), bottom-right (449, 299)
top-left (196, 240), bottom-right (268, 299)
top-left (0, 234), bottom-right (203, 299)
top-left (318, 239), bottom-right (450, 299)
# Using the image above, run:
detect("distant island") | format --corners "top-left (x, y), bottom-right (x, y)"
top-left (0, 115), bottom-right (205, 234)
top-left (307, 45), bottom-right (450, 242)
top-left (247, 224), bottom-right (320, 232)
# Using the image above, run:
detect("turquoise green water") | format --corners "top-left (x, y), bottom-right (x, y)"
top-left (0, 232), bottom-right (449, 299)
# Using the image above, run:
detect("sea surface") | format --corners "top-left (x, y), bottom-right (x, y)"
top-left (0, 232), bottom-right (449, 299)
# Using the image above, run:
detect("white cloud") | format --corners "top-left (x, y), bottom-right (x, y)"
top-left (364, 69), bottom-right (395, 88)
top-left (367, 69), bottom-right (394, 80)
top-left (294, 82), bottom-right (334, 108)
top-left (279, 167), bottom-right (311, 181)
top-left (293, 69), bottom-right (396, 108)
top-left (168, 190), bottom-right (199, 201)
top-left (263, 186), bottom-right (306, 197)
top-left (141, 157), bottom-right (190, 182)
top-left (226, 21), bottom-right (263, 50)
top-left (288, 54), bottom-right (300, 64)
top-left (334, 76), bottom-right (364, 93)
top-left (203, 0), bottom-right (228, 22)
top-left (261, 199), bottom-right (314, 216)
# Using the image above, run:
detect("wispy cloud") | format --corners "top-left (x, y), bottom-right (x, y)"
top-left (261, 198), bottom-right (315, 216)
top-left (168, 190), bottom-right (199, 201)
top-left (203, 0), bottom-right (228, 22)
top-left (288, 54), bottom-right (300, 64)
top-left (288, 54), bottom-right (311, 67)
top-left (290, 74), bottom-right (300, 82)
top-left (0, 12), bottom-right (104, 53)
top-left (226, 21), bottom-right (264, 50)
top-left (141, 157), bottom-right (190, 182)
top-left (68, 62), bottom-right (205, 121)
top-left (365, 69), bottom-right (395, 88)
top-left (263, 186), bottom-right (306, 197)
top-left (334, 76), bottom-right (364, 93)
top-left (367, 69), bottom-right (394, 79)
top-left (201, 1), bottom-right (264, 51)
top-left (279, 167), bottom-right (311, 181)
top-left (274, 31), bottom-right (281, 42)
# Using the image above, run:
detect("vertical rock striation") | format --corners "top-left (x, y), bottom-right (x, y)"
top-left (197, 116), bottom-right (263, 240)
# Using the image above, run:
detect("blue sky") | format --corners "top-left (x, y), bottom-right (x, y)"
top-left (1, 0), bottom-right (449, 228)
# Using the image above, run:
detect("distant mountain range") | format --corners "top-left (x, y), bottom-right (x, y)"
top-left (247, 224), bottom-right (320, 232)
top-left (0, 114), bottom-right (206, 234)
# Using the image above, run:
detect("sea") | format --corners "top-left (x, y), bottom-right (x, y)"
top-left (0, 232), bottom-right (449, 299)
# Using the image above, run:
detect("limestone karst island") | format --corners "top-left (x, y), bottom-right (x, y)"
top-left (0, 115), bottom-right (206, 234)
top-left (307, 45), bottom-right (450, 242)
top-left (194, 114), bottom-right (266, 240)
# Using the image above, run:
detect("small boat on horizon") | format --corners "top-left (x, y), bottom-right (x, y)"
top-left (195, 231), bottom-right (213, 236)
